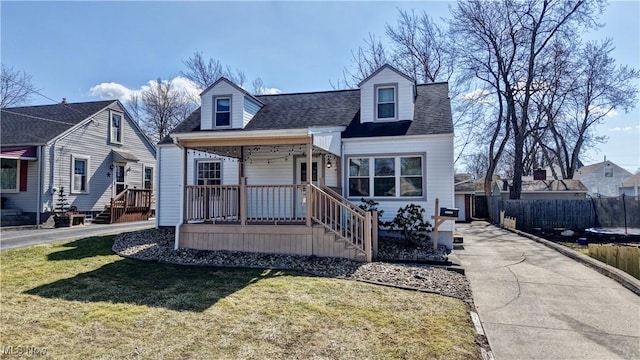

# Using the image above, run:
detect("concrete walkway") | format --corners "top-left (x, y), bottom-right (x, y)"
top-left (454, 221), bottom-right (639, 360)
top-left (0, 220), bottom-right (155, 250)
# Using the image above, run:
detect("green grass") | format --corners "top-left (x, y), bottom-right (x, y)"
top-left (555, 241), bottom-right (589, 256)
top-left (1, 236), bottom-right (480, 359)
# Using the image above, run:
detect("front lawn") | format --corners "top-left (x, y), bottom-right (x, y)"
top-left (0, 235), bottom-right (480, 359)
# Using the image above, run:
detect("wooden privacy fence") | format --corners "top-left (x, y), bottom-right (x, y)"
top-left (588, 244), bottom-right (640, 280)
top-left (490, 198), bottom-right (594, 231)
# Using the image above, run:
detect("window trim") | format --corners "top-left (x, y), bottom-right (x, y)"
top-left (0, 158), bottom-right (20, 193)
top-left (345, 153), bottom-right (426, 200)
top-left (195, 160), bottom-right (222, 185)
top-left (71, 154), bottom-right (90, 194)
top-left (143, 165), bottom-right (154, 190)
top-left (374, 83), bottom-right (398, 121)
top-left (110, 111), bottom-right (124, 144)
top-left (604, 166), bottom-right (613, 177)
top-left (213, 95), bottom-right (232, 128)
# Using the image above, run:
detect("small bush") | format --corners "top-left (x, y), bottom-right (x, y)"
top-left (387, 204), bottom-right (432, 246)
top-left (358, 198), bottom-right (384, 222)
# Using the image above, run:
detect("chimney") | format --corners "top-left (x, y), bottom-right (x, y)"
top-left (61, 98), bottom-right (67, 104)
top-left (533, 169), bottom-right (546, 180)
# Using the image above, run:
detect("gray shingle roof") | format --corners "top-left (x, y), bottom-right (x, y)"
top-left (1, 100), bottom-right (115, 146)
top-left (160, 82), bottom-right (452, 144)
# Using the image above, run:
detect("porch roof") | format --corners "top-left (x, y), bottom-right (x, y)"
top-left (170, 128), bottom-right (312, 148)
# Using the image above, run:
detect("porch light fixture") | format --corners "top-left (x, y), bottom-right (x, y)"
top-left (326, 159), bottom-right (332, 169)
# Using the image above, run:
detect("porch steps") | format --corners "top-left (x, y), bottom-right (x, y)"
top-left (92, 207), bottom-right (112, 224)
top-left (312, 225), bottom-right (366, 261)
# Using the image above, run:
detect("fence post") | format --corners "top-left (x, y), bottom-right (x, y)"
top-left (371, 210), bottom-right (378, 260)
top-left (365, 211), bottom-right (372, 262)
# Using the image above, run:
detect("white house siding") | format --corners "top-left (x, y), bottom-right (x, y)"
top-left (157, 146), bottom-right (239, 226)
top-left (343, 135), bottom-right (455, 248)
top-left (200, 81), bottom-right (246, 130)
top-left (48, 103), bottom-right (156, 213)
top-left (243, 96), bottom-right (262, 127)
top-left (2, 159), bottom-right (39, 213)
top-left (359, 67), bottom-right (414, 123)
top-left (575, 162), bottom-right (632, 197)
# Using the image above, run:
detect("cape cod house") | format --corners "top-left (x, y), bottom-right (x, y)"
top-left (1, 100), bottom-right (156, 226)
top-left (157, 64), bottom-right (455, 261)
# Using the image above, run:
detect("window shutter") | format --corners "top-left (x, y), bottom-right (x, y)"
top-left (19, 160), bottom-right (28, 191)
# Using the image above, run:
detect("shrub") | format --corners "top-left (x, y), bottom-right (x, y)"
top-left (387, 204), bottom-right (432, 245)
top-left (358, 198), bottom-right (386, 227)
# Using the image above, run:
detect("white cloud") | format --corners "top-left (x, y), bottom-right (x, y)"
top-left (608, 126), bottom-right (634, 132)
top-left (89, 76), bottom-right (201, 104)
top-left (461, 88), bottom-right (490, 103)
top-left (589, 105), bottom-right (617, 118)
top-left (257, 87), bottom-right (282, 95)
top-left (89, 82), bottom-right (135, 102)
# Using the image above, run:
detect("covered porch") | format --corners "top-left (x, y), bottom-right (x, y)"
top-left (170, 129), bottom-right (377, 262)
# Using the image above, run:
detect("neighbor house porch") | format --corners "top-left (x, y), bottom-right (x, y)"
top-left (170, 130), bottom-right (378, 262)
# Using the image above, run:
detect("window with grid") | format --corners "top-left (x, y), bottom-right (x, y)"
top-left (197, 161), bottom-right (221, 185)
top-left (73, 157), bottom-right (88, 192)
top-left (144, 167), bottom-right (153, 190)
top-left (111, 113), bottom-right (123, 143)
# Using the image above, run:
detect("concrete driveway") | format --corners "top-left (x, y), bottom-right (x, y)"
top-left (0, 220), bottom-right (155, 250)
top-left (454, 221), bottom-right (639, 360)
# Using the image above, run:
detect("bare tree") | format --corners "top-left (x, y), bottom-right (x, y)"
top-left (140, 78), bottom-right (197, 142)
top-left (331, 33), bottom-right (388, 89)
top-left (386, 9), bottom-right (454, 83)
top-left (126, 93), bottom-right (143, 124)
top-left (450, 0), bottom-right (605, 198)
top-left (537, 39), bottom-right (639, 179)
top-left (0, 65), bottom-right (38, 108)
top-left (181, 51), bottom-right (247, 90)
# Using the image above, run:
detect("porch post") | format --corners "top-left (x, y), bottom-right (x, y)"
top-left (182, 147), bottom-right (188, 224)
top-left (240, 177), bottom-right (247, 225)
top-left (306, 140), bottom-right (313, 227)
top-left (365, 211), bottom-right (372, 262)
top-left (372, 210), bottom-right (378, 260)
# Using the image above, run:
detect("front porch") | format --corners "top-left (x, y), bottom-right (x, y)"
top-left (179, 181), bottom-right (377, 261)
top-left (171, 130), bottom-right (377, 261)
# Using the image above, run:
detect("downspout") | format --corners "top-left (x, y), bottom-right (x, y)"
top-left (36, 145), bottom-right (43, 226)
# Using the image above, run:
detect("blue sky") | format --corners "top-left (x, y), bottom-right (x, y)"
top-left (1, 1), bottom-right (638, 172)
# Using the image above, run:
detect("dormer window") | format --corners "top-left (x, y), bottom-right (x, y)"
top-left (215, 97), bottom-right (231, 127)
top-left (376, 85), bottom-right (396, 120)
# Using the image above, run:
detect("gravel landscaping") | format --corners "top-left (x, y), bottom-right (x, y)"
top-left (113, 228), bottom-right (472, 303)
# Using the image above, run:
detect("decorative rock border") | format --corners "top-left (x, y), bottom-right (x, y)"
top-left (113, 228), bottom-right (473, 302)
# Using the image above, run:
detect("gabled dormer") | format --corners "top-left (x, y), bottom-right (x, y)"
top-left (200, 77), bottom-right (264, 130)
top-left (358, 64), bottom-right (416, 124)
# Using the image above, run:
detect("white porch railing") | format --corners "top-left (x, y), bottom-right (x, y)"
top-left (185, 185), bottom-right (240, 222)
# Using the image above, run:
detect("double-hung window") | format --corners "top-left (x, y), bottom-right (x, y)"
top-left (111, 112), bottom-right (123, 143)
top-left (376, 86), bottom-right (396, 120)
top-left (348, 155), bottom-right (423, 198)
top-left (0, 158), bottom-right (19, 192)
top-left (72, 156), bottom-right (89, 193)
top-left (197, 161), bottom-right (221, 185)
top-left (143, 167), bottom-right (153, 190)
top-left (604, 167), bottom-right (613, 177)
top-left (215, 97), bottom-right (231, 127)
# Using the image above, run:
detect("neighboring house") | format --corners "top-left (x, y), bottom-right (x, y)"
top-left (490, 179), bottom-right (588, 200)
top-left (157, 64), bottom-right (455, 261)
top-left (1, 100), bottom-right (156, 225)
top-left (574, 160), bottom-right (632, 197)
top-left (454, 173), bottom-right (474, 222)
top-left (619, 172), bottom-right (640, 196)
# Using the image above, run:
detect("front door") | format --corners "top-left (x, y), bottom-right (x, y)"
top-left (295, 157), bottom-right (320, 219)
top-left (114, 163), bottom-right (126, 195)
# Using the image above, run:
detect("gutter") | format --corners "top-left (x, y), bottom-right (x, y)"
top-left (36, 145), bottom-right (43, 225)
